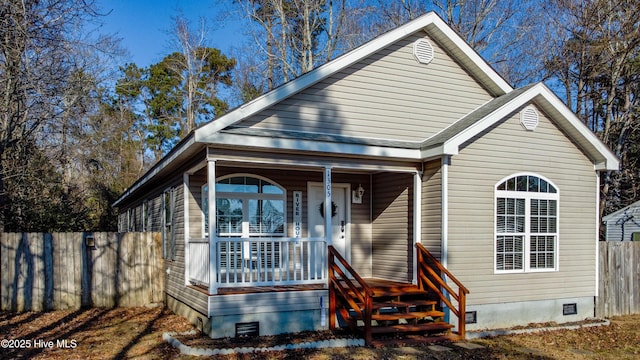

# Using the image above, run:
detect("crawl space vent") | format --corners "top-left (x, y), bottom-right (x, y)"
top-left (413, 39), bottom-right (435, 65)
top-left (520, 106), bottom-right (539, 131)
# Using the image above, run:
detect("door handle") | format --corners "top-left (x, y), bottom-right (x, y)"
top-left (341, 221), bottom-right (345, 232)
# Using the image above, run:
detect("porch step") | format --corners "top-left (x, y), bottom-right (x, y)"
top-left (370, 299), bottom-right (438, 310)
top-left (355, 310), bottom-right (445, 322)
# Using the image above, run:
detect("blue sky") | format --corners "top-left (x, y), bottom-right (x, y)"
top-left (98, 1), bottom-right (242, 67)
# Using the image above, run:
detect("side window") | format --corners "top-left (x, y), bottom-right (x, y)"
top-left (495, 174), bottom-right (558, 273)
top-left (163, 188), bottom-right (176, 260)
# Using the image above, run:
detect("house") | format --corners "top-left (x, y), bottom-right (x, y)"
top-left (602, 200), bottom-right (640, 241)
top-left (113, 12), bottom-right (619, 343)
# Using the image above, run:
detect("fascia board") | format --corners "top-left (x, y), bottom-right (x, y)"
top-left (536, 86), bottom-right (619, 171)
top-left (443, 83), bottom-right (619, 171)
top-left (426, 17), bottom-right (512, 95)
top-left (420, 145), bottom-right (449, 159)
top-left (113, 134), bottom-right (197, 207)
top-left (202, 132), bottom-right (422, 160)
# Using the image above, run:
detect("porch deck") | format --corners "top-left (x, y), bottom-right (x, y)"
top-left (188, 278), bottom-right (413, 296)
top-left (189, 283), bottom-right (326, 296)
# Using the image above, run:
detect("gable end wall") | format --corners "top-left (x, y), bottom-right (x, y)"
top-left (446, 104), bottom-right (598, 305)
top-left (237, 32), bottom-right (492, 142)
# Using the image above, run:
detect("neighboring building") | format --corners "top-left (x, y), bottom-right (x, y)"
top-left (114, 12), bottom-right (619, 341)
top-left (603, 200), bottom-right (640, 241)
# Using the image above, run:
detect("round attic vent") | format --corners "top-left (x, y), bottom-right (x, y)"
top-left (520, 106), bottom-right (539, 131)
top-left (413, 39), bottom-right (434, 65)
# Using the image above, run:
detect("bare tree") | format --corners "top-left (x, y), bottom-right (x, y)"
top-left (542, 0), bottom-right (640, 218)
top-left (0, 0), bottom-right (109, 230)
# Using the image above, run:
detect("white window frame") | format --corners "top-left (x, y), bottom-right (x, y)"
top-left (494, 173), bottom-right (559, 274)
top-left (202, 174), bottom-right (287, 238)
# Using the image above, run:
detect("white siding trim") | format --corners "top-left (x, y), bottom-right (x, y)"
top-left (595, 171), bottom-right (600, 296)
top-left (442, 84), bottom-right (618, 170)
top-left (198, 132), bottom-right (422, 160)
top-left (413, 171), bottom-right (422, 284)
top-left (183, 173), bottom-right (190, 286)
top-left (207, 159), bottom-right (218, 295)
top-left (493, 173), bottom-right (560, 274)
top-left (441, 156), bottom-right (449, 267)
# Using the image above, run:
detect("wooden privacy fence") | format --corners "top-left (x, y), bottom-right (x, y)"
top-left (0, 232), bottom-right (164, 312)
top-left (597, 241), bottom-right (640, 317)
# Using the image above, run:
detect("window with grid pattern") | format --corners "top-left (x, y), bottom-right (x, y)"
top-left (202, 175), bottom-right (285, 237)
top-left (495, 174), bottom-right (558, 273)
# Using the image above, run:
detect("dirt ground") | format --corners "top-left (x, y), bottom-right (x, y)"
top-left (1, 307), bottom-right (639, 359)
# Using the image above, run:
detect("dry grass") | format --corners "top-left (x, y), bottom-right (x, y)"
top-left (1, 307), bottom-right (639, 359)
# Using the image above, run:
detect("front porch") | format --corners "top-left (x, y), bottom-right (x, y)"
top-left (179, 149), bottom-right (464, 343)
top-left (186, 236), bottom-right (468, 345)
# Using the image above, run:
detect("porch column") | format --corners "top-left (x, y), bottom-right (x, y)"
top-left (324, 166), bottom-right (332, 247)
top-left (183, 173), bottom-right (190, 286)
top-left (413, 170), bottom-right (422, 285)
top-left (207, 158), bottom-right (218, 295)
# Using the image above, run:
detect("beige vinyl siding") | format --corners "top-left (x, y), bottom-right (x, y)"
top-left (188, 172), bottom-right (206, 238)
top-left (188, 167), bottom-right (373, 276)
top-left (145, 196), bottom-right (163, 232)
top-left (421, 159), bottom-right (442, 258)
top-left (447, 104), bottom-right (598, 305)
top-left (372, 172), bottom-right (414, 282)
top-left (238, 33), bottom-right (492, 142)
top-left (164, 180), bottom-right (209, 316)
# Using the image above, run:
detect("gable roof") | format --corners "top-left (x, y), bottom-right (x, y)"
top-left (420, 82), bottom-right (619, 171)
top-left (113, 12), bottom-right (618, 208)
top-left (603, 199), bottom-right (640, 222)
top-left (193, 11), bottom-right (513, 142)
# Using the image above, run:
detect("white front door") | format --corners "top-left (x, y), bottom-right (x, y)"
top-left (308, 183), bottom-right (350, 261)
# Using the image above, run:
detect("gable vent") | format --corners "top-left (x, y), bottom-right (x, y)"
top-left (413, 39), bottom-right (434, 65)
top-left (520, 106), bottom-right (539, 131)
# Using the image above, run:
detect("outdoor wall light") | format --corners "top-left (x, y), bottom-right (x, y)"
top-left (85, 234), bottom-right (95, 249)
top-left (352, 184), bottom-right (365, 204)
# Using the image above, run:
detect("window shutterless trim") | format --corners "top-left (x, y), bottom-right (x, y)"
top-left (494, 173), bottom-right (559, 274)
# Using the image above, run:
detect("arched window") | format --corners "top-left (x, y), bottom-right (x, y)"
top-left (495, 174), bottom-right (559, 273)
top-left (202, 175), bottom-right (285, 237)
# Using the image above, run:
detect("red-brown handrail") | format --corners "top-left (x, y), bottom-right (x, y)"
top-left (328, 245), bottom-right (374, 344)
top-left (416, 242), bottom-right (470, 338)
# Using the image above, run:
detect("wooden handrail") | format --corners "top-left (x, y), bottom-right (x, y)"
top-left (416, 242), bottom-right (470, 338)
top-left (328, 245), bottom-right (374, 344)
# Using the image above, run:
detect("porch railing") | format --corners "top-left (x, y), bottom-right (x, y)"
top-left (328, 245), bottom-right (375, 344)
top-left (188, 237), bottom-right (327, 287)
top-left (188, 238), bottom-right (210, 286)
top-left (416, 242), bottom-right (470, 338)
